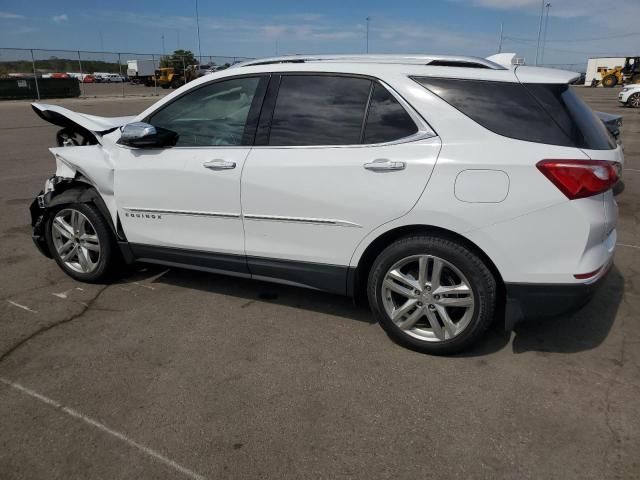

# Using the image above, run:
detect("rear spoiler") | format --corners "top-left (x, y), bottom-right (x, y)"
top-left (486, 54), bottom-right (580, 84)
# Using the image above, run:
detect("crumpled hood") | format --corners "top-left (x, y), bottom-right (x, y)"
top-left (32, 103), bottom-right (134, 134)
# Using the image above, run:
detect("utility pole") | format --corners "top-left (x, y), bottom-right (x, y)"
top-left (177, 30), bottom-right (180, 49)
top-left (161, 33), bottom-right (165, 55)
top-left (498, 22), bottom-right (504, 53)
top-left (99, 30), bottom-right (105, 61)
top-left (366, 17), bottom-right (371, 54)
top-left (195, 0), bottom-right (202, 64)
top-left (535, 0), bottom-right (545, 65)
top-left (540, 3), bottom-right (551, 65)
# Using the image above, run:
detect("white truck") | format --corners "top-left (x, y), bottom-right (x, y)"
top-left (126, 59), bottom-right (159, 86)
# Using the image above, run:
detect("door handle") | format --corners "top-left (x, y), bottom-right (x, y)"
top-left (203, 159), bottom-right (236, 170)
top-left (363, 159), bottom-right (406, 172)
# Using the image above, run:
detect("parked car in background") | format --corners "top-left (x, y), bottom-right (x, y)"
top-left (82, 74), bottom-right (96, 83)
top-left (29, 54), bottom-right (623, 354)
top-left (619, 84), bottom-right (640, 108)
top-left (104, 73), bottom-right (124, 83)
top-left (93, 73), bottom-right (124, 83)
top-left (41, 73), bottom-right (70, 79)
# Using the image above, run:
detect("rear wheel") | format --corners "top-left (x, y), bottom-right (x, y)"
top-left (628, 93), bottom-right (640, 108)
top-left (602, 75), bottom-right (617, 87)
top-left (45, 203), bottom-right (118, 283)
top-left (368, 235), bottom-right (497, 355)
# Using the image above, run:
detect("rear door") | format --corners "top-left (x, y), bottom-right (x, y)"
top-left (241, 74), bottom-right (441, 293)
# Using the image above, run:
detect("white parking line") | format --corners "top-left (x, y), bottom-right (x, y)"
top-left (7, 300), bottom-right (37, 314)
top-left (618, 243), bottom-right (640, 250)
top-left (0, 377), bottom-right (207, 480)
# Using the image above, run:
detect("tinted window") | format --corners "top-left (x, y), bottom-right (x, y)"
top-left (524, 84), bottom-right (615, 150)
top-left (268, 75), bottom-right (371, 146)
top-left (364, 83), bottom-right (418, 143)
top-left (149, 76), bottom-right (260, 146)
top-left (414, 77), bottom-right (573, 147)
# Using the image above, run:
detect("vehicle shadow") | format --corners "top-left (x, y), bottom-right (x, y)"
top-left (149, 266), bottom-right (375, 325)
top-left (460, 265), bottom-right (625, 357)
top-left (510, 265), bottom-right (624, 354)
top-left (141, 264), bottom-right (624, 356)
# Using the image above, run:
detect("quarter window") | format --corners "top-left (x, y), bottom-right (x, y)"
top-left (413, 77), bottom-right (615, 150)
top-left (148, 76), bottom-right (261, 147)
top-left (364, 83), bottom-right (418, 143)
top-left (268, 75), bottom-right (372, 146)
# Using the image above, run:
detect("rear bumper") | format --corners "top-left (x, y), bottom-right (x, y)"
top-left (504, 259), bottom-right (612, 329)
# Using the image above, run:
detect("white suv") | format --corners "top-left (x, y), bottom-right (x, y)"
top-left (30, 55), bottom-right (622, 354)
top-left (619, 84), bottom-right (640, 108)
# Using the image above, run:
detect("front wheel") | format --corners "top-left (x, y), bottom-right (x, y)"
top-left (45, 203), bottom-right (119, 283)
top-left (602, 75), bottom-right (617, 87)
top-left (368, 235), bottom-right (497, 355)
top-left (628, 93), bottom-right (640, 108)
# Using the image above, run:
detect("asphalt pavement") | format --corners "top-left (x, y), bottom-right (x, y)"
top-left (0, 88), bottom-right (638, 479)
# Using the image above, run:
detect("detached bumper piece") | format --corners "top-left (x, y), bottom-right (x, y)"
top-left (30, 192), bottom-right (52, 258)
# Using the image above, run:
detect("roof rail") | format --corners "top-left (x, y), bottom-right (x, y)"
top-left (232, 54), bottom-right (506, 70)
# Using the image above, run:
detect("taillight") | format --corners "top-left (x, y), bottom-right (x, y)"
top-left (536, 160), bottom-right (619, 200)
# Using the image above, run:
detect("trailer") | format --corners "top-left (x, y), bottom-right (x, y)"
top-left (126, 59), bottom-right (159, 86)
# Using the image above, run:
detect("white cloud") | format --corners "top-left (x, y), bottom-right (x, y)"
top-left (0, 11), bottom-right (24, 19)
top-left (52, 14), bottom-right (69, 23)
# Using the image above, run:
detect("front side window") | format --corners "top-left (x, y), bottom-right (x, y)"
top-left (149, 76), bottom-right (261, 147)
top-left (268, 75), bottom-right (372, 146)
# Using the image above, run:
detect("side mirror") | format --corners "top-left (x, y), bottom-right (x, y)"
top-left (119, 122), bottom-right (178, 148)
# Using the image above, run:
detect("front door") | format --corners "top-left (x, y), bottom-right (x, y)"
top-left (114, 75), bottom-right (267, 263)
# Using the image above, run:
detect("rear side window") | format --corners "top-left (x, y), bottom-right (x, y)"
top-left (268, 75), bottom-right (371, 146)
top-left (364, 83), bottom-right (418, 144)
top-left (413, 77), bottom-right (615, 150)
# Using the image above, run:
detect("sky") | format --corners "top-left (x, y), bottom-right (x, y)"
top-left (1, 0), bottom-right (639, 68)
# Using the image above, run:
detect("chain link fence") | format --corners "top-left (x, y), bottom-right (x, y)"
top-left (0, 48), bottom-right (254, 100)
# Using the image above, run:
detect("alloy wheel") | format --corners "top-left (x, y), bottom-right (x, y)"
top-left (381, 254), bottom-right (475, 342)
top-left (51, 208), bottom-right (101, 273)
top-left (630, 94), bottom-right (640, 108)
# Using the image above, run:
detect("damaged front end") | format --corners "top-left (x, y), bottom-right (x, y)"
top-left (30, 103), bottom-right (131, 258)
top-left (30, 176), bottom-right (119, 258)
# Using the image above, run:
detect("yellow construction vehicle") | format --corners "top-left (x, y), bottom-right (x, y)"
top-left (154, 67), bottom-right (182, 89)
top-left (599, 57), bottom-right (640, 87)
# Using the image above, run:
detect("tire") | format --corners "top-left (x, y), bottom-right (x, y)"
top-left (45, 203), bottom-right (119, 283)
top-left (602, 75), bottom-right (617, 88)
top-left (367, 235), bottom-right (497, 355)
top-left (628, 93), bottom-right (640, 108)
top-left (171, 78), bottom-right (182, 89)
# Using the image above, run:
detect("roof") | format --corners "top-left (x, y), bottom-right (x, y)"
top-left (233, 54), bottom-right (506, 70)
